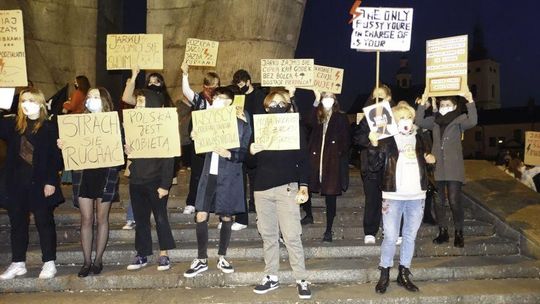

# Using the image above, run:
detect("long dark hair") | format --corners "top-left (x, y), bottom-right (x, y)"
top-left (146, 72), bottom-right (172, 107)
top-left (75, 75), bottom-right (91, 95)
top-left (317, 92), bottom-right (340, 124)
top-left (84, 87), bottom-right (114, 113)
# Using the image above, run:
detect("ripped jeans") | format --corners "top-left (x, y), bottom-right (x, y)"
top-left (379, 199), bottom-right (424, 268)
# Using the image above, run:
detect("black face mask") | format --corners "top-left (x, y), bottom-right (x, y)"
top-left (266, 104), bottom-right (291, 114)
top-left (239, 84), bottom-right (249, 94)
top-left (147, 84), bottom-right (162, 92)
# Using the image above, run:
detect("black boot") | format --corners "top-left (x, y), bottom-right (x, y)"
top-left (396, 265), bottom-right (419, 292)
top-left (375, 267), bottom-right (390, 294)
top-left (300, 215), bottom-right (313, 225)
top-left (432, 227), bottom-right (449, 244)
top-left (454, 230), bottom-right (464, 248)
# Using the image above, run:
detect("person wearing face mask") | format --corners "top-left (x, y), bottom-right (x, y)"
top-left (416, 89), bottom-right (477, 247)
top-left (125, 89), bottom-right (176, 272)
top-left (368, 101), bottom-right (435, 294)
top-left (63, 75), bottom-right (90, 114)
top-left (184, 87), bottom-right (252, 278)
top-left (122, 68), bottom-right (172, 108)
top-left (249, 90), bottom-right (312, 299)
top-left (0, 88), bottom-right (64, 280)
top-left (302, 90), bottom-right (350, 242)
top-left (353, 84), bottom-right (394, 245)
top-left (57, 87), bottom-right (119, 277)
top-left (180, 61), bottom-right (221, 215)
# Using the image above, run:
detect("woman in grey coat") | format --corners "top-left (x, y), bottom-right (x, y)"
top-left (415, 90), bottom-right (477, 247)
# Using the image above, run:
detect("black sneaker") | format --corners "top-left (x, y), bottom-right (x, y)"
top-left (300, 215), bottom-right (314, 225)
top-left (183, 259), bottom-right (208, 278)
top-left (217, 256), bottom-right (234, 274)
top-left (297, 280), bottom-right (312, 299)
top-left (253, 275), bottom-right (279, 294)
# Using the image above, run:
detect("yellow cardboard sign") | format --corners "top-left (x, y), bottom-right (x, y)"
top-left (184, 38), bottom-right (219, 67)
top-left (123, 108), bottom-right (181, 158)
top-left (253, 113), bottom-right (300, 151)
top-left (301, 65), bottom-right (344, 94)
top-left (0, 10), bottom-right (28, 87)
top-left (191, 106), bottom-right (240, 154)
top-left (426, 35), bottom-right (468, 97)
top-left (58, 112), bottom-right (124, 170)
top-left (106, 34), bottom-right (163, 70)
top-left (356, 113), bottom-right (365, 125)
top-left (260, 59), bottom-right (314, 87)
top-left (525, 131), bottom-right (540, 166)
top-left (232, 95), bottom-right (245, 113)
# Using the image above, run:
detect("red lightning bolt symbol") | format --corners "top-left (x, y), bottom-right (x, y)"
top-left (204, 48), bottom-right (209, 58)
top-left (335, 71), bottom-right (341, 81)
top-left (348, 0), bottom-right (362, 24)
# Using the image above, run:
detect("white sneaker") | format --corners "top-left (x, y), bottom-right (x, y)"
top-left (364, 235), bottom-right (376, 244)
top-left (172, 177), bottom-right (178, 185)
top-left (0, 262), bottom-right (27, 280)
top-left (232, 222), bottom-right (247, 231)
top-left (217, 256), bottom-right (234, 274)
top-left (396, 236), bottom-right (403, 245)
top-left (38, 261), bottom-right (57, 279)
top-left (217, 222), bottom-right (222, 229)
top-left (122, 220), bottom-right (136, 230)
top-left (183, 205), bottom-right (195, 215)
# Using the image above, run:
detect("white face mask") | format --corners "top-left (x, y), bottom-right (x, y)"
top-left (21, 101), bottom-right (41, 120)
top-left (398, 119), bottom-right (413, 134)
top-left (85, 97), bottom-right (103, 113)
top-left (439, 106), bottom-right (455, 116)
top-left (211, 98), bottom-right (230, 109)
top-left (321, 97), bottom-right (334, 109)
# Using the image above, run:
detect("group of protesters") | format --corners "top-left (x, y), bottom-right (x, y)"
top-left (0, 61), bottom-right (480, 299)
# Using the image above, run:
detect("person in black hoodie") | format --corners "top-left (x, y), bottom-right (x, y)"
top-left (125, 89), bottom-right (176, 271)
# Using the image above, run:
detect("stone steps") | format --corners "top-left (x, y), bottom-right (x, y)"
top-left (0, 235), bottom-right (519, 266)
top-left (0, 255), bottom-right (538, 294)
top-left (0, 220), bottom-right (493, 245)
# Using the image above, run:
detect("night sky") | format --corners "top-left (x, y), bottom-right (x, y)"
top-left (295, 0), bottom-right (540, 111)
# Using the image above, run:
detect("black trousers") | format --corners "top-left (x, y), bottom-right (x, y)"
top-left (362, 173), bottom-right (383, 236)
top-left (130, 180), bottom-right (176, 256)
top-left (186, 145), bottom-right (205, 206)
top-left (235, 164), bottom-right (255, 225)
top-left (435, 181), bottom-right (464, 230)
top-left (8, 185), bottom-right (57, 262)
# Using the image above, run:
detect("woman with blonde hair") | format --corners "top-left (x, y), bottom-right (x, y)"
top-left (0, 88), bottom-right (63, 280)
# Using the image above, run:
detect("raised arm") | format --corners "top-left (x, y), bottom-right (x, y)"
top-left (460, 91), bottom-right (478, 130)
top-left (181, 62), bottom-right (195, 107)
top-left (122, 67), bottom-right (139, 105)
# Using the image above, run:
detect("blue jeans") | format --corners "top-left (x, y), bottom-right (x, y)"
top-left (126, 200), bottom-right (134, 222)
top-left (380, 199), bottom-right (424, 268)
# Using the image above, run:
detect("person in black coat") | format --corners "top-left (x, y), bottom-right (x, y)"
top-left (0, 88), bottom-right (64, 280)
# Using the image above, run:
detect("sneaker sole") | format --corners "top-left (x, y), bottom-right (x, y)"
top-left (217, 264), bottom-right (234, 274)
top-left (38, 272), bottom-right (57, 279)
top-left (157, 265), bottom-right (171, 271)
top-left (253, 285), bottom-right (279, 294)
top-left (0, 269), bottom-right (27, 280)
top-left (183, 266), bottom-right (208, 278)
top-left (299, 294), bottom-right (312, 300)
top-left (126, 263), bottom-right (147, 270)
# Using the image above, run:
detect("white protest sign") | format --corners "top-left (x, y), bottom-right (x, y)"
top-left (106, 34), bottom-right (163, 70)
top-left (362, 100), bottom-right (398, 140)
top-left (301, 65), bottom-right (344, 94)
top-left (0, 10), bottom-right (28, 87)
top-left (260, 59), bottom-right (314, 87)
top-left (184, 38), bottom-right (219, 67)
top-left (351, 7), bottom-right (413, 52)
top-left (426, 35), bottom-right (468, 97)
top-left (0, 88), bottom-right (15, 110)
top-left (525, 131), bottom-right (540, 166)
top-left (253, 113), bottom-right (300, 151)
top-left (191, 106), bottom-right (240, 154)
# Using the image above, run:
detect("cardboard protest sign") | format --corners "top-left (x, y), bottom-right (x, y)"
top-left (123, 108), bottom-right (181, 158)
top-left (351, 7), bottom-right (413, 52)
top-left (362, 100), bottom-right (398, 140)
top-left (184, 38), bottom-right (219, 67)
top-left (232, 95), bottom-right (245, 112)
top-left (253, 113), bottom-right (300, 151)
top-left (0, 10), bottom-right (27, 87)
top-left (301, 65), bottom-right (344, 94)
top-left (0, 87), bottom-right (15, 110)
top-left (525, 131), bottom-right (540, 166)
top-left (191, 106), bottom-right (240, 154)
top-left (356, 113), bottom-right (365, 125)
top-left (106, 34), bottom-right (163, 70)
top-left (261, 59), bottom-right (314, 87)
top-left (426, 35), bottom-right (468, 97)
top-left (58, 112), bottom-right (124, 170)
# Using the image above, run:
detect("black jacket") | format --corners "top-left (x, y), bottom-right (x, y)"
top-left (367, 133), bottom-right (429, 192)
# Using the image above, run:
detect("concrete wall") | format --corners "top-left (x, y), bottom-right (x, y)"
top-left (147, 0), bottom-right (307, 101)
top-left (0, 0), bottom-right (98, 98)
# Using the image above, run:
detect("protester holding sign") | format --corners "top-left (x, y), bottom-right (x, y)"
top-left (122, 67), bottom-right (172, 108)
top-left (57, 87), bottom-right (119, 277)
top-left (353, 84), bottom-right (394, 245)
top-left (180, 61), bottom-right (221, 215)
top-left (368, 102), bottom-right (435, 294)
top-left (304, 90), bottom-right (350, 242)
top-left (183, 87), bottom-right (251, 278)
top-left (249, 90), bottom-right (312, 299)
top-left (125, 89), bottom-right (176, 272)
top-left (63, 75), bottom-right (90, 114)
top-left (0, 88), bottom-right (63, 280)
top-left (416, 89), bottom-right (477, 248)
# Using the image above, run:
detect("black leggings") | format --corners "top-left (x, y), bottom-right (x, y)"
top-left (302, 195), bottom-right (337, 232)
top-left (435, 181), bottom-right (464, 230)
